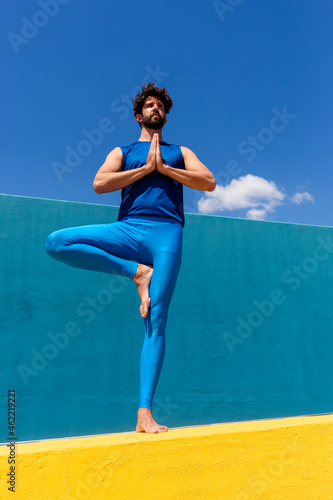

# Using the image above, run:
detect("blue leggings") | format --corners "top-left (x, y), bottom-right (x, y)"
top-left (45, 215), bottom-right (183, 409)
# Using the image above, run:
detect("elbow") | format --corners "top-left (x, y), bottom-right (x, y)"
top-left (93, 179), bottom-right (103, 194)
top-left (206, 177), bottom-right (216, 192)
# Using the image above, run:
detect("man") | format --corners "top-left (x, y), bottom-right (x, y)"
top-left (45, 82), bottom-right (216, 433)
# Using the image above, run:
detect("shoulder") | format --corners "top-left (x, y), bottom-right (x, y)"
top-left (119, 141), bottom-right (137, 150)
top-left (180, 145), bottom-right (198, 155)
top-left (118, 141), bottom-right (138, 157)
top-left (180, 146), bottom-right (198, 159)
top-left (106, 146), bottom-right (123, 160)
top-left (180, 146), bottom-right (190, 154)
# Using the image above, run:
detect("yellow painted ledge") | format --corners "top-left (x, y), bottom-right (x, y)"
top-left (1, 414), bottom-right (333, 500)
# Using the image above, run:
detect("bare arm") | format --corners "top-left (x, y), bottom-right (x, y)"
top-left (156, 145), bottom-right (216, 192)
top-left (93, 146), bottom-right (155, 194)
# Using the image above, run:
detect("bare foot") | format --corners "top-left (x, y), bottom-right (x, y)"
top-left (132, 264), bottom-right (153, 318)
top-left (136, 408), bottom-right (168, 433)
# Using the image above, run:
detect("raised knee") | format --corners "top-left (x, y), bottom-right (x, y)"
top-left (45, 231), bottom-right (62, 257)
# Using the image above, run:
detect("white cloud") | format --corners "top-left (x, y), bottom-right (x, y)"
top-left (246, 208), bottom-right (268, 220)
top-left (197, 174), bottom-right (286, 220)
top-left (290, 191), bottom-right (314, 204)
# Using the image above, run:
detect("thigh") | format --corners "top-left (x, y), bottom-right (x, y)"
top-left (50, 221), bottom-right (142, 262)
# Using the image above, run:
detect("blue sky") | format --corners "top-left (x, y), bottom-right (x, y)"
top-left (1, 0), bottom-right (332, 225)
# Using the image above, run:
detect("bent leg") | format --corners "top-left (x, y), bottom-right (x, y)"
top-left (45, 223), bottom-right (138, 279)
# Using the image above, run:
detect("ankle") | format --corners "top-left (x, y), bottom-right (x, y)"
top-left (133, 264), bottom-right (142, 281)
top-left (138, 407), bottom-right (152, 414)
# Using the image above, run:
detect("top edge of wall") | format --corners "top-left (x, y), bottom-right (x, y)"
top-left (1, 192), bottom-right (332, 230)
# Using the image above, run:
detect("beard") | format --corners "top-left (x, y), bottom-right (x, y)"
top-left (141, 113), bottom-right (165, 130)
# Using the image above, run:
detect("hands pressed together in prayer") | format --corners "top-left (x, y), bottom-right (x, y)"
top-left (145, 133), bottom-right (167, 174)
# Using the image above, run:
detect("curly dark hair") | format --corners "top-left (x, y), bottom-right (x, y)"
top-left (132, 82), bottom-right (173, 117)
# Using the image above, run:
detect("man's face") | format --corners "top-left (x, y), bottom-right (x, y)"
top-left (139, 96), bottom-right (166, 130)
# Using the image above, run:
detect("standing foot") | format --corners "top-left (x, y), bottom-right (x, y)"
top-left (136, 408), bottom-right (168, 433)
top-left (132, 263), bottom-right (153, 318)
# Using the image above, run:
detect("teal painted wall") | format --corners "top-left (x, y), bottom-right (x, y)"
top-left (1, 193), bottom-right (333, 441)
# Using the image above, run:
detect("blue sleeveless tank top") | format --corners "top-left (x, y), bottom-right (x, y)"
top-left (117, 140), bottom-right (185, 227)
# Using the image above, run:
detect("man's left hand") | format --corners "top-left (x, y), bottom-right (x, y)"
top-left (155, 134), bottom-right (167, 173)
